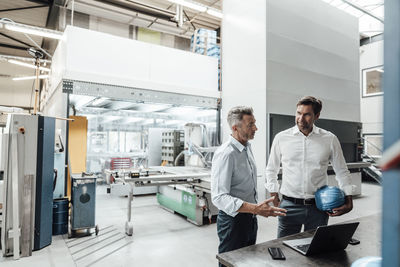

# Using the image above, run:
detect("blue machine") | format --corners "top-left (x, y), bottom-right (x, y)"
top-left (70, 174), bottom-right (98, 236)
top-left (34, 115), bottom-right (55, 251)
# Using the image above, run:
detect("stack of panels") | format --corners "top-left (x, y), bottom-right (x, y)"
top-left (161, 130), bottom-right (184, 166)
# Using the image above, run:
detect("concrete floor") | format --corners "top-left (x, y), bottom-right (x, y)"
top-left (0, 182), bottom-right (382, 267)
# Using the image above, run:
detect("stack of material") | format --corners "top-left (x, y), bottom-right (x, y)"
top-left (161, 130), bottom-right (184, 166)
top-left (190, 28), bottom-right (218, 55)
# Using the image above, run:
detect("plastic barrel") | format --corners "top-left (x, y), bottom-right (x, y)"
top-left (52, 198), bottom-right (69, 235)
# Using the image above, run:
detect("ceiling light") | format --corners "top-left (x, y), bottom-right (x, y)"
top-left (167, 0), bottom-right (207, 12)
top-left (13, 75), bottom-right (49, 81)
top-left (4, 22), bottom-right (62, 40)
top-left (8, 59), bottom-right (50, 72)
top-left (206, 8), bottom-right (223, 19)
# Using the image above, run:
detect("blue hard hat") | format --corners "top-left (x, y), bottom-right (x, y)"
top-left (351, 256), bottom-right (381, 267)
top-left (314, 185), bottom-right (345, 212)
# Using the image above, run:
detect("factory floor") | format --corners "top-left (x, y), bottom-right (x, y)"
top-left (1, 182), bottom-right (382, 267)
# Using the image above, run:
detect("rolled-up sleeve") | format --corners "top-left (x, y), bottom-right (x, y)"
top-left (211, 151), bottom-right (244, 217)
top-left (330, 135), bottom-right (353, 195)
top-left (265, 137), bottom-right (281, 193)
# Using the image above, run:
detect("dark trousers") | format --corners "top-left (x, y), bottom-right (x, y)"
top-left (217, 210), bottom-right (258, 267)
top-left (278, 198), bottom-right (329, 238)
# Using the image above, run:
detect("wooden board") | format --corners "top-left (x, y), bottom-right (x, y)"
top-left (67, 116), bottom-right (88, 198)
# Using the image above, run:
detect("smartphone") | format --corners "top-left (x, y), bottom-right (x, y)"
top-left (268, 247), bottom-right (286, 260)
top-left (349, 238), bottom-right (360, 245)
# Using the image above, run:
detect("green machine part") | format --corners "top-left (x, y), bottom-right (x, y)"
top-left (157, 190), bottom-right (197, 221)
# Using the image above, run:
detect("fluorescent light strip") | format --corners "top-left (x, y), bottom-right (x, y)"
top-left (8, 59), bottom-right (50, 72)
top-left (4, 22), bottom-right (62, 40)
top-left (13, 75), bottom-right (49, 81)
top-left (206, 9), bottom-right (223, 19)
top-left (167, 0), bottom-right (207, 12)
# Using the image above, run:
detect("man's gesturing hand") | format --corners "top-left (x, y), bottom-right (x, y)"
top-left (255, 197), bottom-right (287, 217)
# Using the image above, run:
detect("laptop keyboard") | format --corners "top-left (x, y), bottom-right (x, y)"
top-left (295, 244), bottom-right (310, 253)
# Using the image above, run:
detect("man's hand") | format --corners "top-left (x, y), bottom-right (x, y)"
top-left (327, 196), bottom-right (353, 217)
top-left (254, 197), bottom-right (287, 218)
top-left (270, 193), bottom-right (280, 207)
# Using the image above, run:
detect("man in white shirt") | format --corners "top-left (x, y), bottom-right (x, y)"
top-left (265, 96), bottom-right (353, 238)
top-left (212, 106), bottom-right (286, 265)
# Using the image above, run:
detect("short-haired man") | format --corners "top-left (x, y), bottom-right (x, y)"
top-left (266, 96), bottom-right (353, 238)
top-left (212, 106), bottom-right (286, 265)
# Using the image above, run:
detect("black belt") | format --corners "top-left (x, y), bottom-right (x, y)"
top-left (282, 195), bottom-right (315, 205)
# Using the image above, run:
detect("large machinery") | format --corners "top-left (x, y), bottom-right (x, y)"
top-left (156, 123), bottom-right (218, 226)
top-left (1, 114), bottom-right (55, 259)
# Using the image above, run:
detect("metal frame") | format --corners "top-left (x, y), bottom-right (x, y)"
top-left (340, 0), bottom-right (384, 23)
top-left (0, 5), bottom-right (48, 13)
top-left (62, 79), bottom-right (220, 109)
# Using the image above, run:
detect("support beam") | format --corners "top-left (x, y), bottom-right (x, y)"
top-left (0, 43), bottom-right (29, 51)
top-left (0, 33), bottom-right (32, 48)
top-left (24, 0), bottom-right (50, 5)
top-left (0, 5), bottom-right (48, 12)
top-left (382, 0), bottom-right (400, 266)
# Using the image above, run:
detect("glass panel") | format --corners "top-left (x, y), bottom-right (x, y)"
top-left (109, 131), bottom-right (119, 152)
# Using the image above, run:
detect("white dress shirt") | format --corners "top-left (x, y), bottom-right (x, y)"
top-left (211, 135), bottom-right (258, 217)
top-left (265, 125), bottom-right (353, 198)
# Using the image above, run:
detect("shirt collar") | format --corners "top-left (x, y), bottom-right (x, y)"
top-left (229, 135), bottom-right (249, 152)
top-left (292, 125), bottom-right (320, 136)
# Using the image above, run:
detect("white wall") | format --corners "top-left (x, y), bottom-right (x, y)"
top-left (222, 0), bottom-right (267, 198)
top-left (266, 0), bottom-right (360, 123)
top-left (49, 26), bottom-right (219, 99)
top-left (222, 0), bottom-right (359, 200)
top-left (360, 40), bottom-right (384, 134)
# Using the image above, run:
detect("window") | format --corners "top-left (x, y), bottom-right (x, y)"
top-left (362, 65), bottom-right (383, 97)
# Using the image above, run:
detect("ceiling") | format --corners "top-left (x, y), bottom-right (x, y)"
top-left (0, 0), bottom-right (50, 57)
top-left (322, 0), bottom-right (384, 38)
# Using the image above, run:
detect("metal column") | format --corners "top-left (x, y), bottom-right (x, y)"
top-left (382, 1), bottom-right (400, 266)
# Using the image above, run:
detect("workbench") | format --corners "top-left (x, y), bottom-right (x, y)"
top-left (217, 213), bottom-right (380, 267)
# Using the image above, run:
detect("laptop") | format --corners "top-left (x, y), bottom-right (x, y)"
top-left (283, 222), bottom-right (359, 256)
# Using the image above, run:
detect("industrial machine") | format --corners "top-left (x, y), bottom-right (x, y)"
top-left (70, 173), bottom-right (99, 237)
top-left (109, 166), bottom-right (214, 235)
top-left (1, 114), bottom-right (55, 259)
top-left (156, 123), bottom-right (218, 226)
